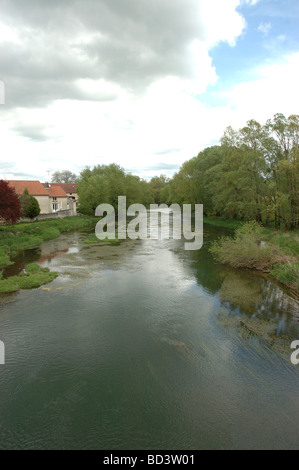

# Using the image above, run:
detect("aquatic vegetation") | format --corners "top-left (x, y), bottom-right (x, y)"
top-left (83, 232), bottom-right (121, 245)
top-left (210, 221), bottom-right (299, 292)
top-left (0, 263), bottom-right (58, 293)
top-left (218, 272), bottom-right (262, 314)
top-left (0, 247), bottom-right (13, 268)
top-left (218, 310), bottom-right (293, 356)
top-left (0, 217), bottom-right (97, 264)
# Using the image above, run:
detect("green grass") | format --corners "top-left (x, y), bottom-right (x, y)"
top-left (209, 221), bottom-right (280, 270)
top-left (203, 216), bottom-right (243, 230)
top-left (0, 216), bottom-right (98, 260)
top-left (264, 231), bottom-right (299, 256)
top-left (209, 221), bottom-right (299, 292)
top-left (0, 247), bottom-right (13, 268)
top-left (83, 232), bottom-right (121, 245)
top-left (270, 262), bottom-right (299, 291)
top-left (0, 263), bottom-right (58, 293)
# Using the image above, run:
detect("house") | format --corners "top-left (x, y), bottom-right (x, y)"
top-left (7, 180), bottom-right (51, 214)
top-left (6, 180), bottom-right (76, 217)
top-left (50, 183), bottom-right (78, 202)
top-left (43, 183), bottom-right (69, 212)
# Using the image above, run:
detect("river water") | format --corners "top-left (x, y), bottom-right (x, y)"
top-left (0, 217), bottom-right (298, 449)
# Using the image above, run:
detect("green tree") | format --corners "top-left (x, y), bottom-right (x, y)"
top-left (20, 189), bottom-right (40, 219)
top-left (149, 175), bottom-right (169, 204)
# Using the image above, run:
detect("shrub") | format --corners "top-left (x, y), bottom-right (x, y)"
top-left (209, 221), bottom-right (280, 270)
top-left (270, 262), bottom-right (299, 291)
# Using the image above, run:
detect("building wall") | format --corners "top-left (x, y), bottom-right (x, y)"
top-left (50, 197), bottom-right (68, 212)
top-left (67, 198), bottom-right (77, 216)
top-left (34, 195), bottom-right (50, 214)
top-left (66, 192), bottom-right (78, 202)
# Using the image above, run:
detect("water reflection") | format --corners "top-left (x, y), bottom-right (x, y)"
top-left (0, 216), bottom-right (298, 449)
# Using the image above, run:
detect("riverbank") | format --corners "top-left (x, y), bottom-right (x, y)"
top-left (0, 216), bottom-right (97, 292)
top-left (203, 216), bottom-right (243, 230)
top-left (209, 221), bottom-right (299, 294)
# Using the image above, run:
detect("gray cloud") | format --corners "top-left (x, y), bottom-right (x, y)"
top-left (0, 161), bottom-right (15, 171)
top-left (154, 148), bottom-right (181, 155)
top-left (13, 124), bottom-right (51, 141)
top-left (0, 161), bottom-right (38, 179)
top-left (0, 0), bottom-right (211, 109)
top-left (145, 162), bottom-right (180, 171)
top-left (127, 162), bottom-right (180, 174)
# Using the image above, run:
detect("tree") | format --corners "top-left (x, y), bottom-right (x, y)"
top-left (20, 188), bottom-right (40, 219)
top-left (149, 175), bottom-right (169, 204)
top-left (0, 180), bottom-right (22, 224)
top-left (51, 170), bottom-right (77, 183)
top-left (77, 164), bottom-right (153, 214)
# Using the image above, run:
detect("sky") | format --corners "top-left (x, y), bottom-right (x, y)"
top-left (0, 0), bottom-right (298, 181)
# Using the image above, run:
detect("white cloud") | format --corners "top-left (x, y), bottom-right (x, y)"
top-left (0, 1), bottom-right (297, 182)
top-left (258, 22), bottom-right (272, 36)
top-left (215, 52), bottom-right (299, 126)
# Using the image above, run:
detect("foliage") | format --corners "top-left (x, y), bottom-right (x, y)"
top-left (0, 216), bottom-right (97, 263)
top-left (209, 221), bottom-right (280, 270)
top-left (148, 175), bottom-right (169, 204)
top-left (77, 164), bottom-right (153, 215)
top-left (270, 262), bottom-right (299, 291)
top-left (51, 170), bottom-right (77, 183)
top-left (19, 188), bottom-right (40, 219)
top-left (163, 114), bottom-right (299, 229)
top-left (83, 233), bottom-right (121, 245)
top-left (0, 180), bottom-right (22, 224)
top-left (0, 263), bottom-right (58, 293)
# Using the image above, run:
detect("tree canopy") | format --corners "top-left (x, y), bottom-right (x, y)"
top-left (0, 180), bottom-right (22, 224)
top-left (76, 113), bottom-right (298, 229)
top-left (51, 170), bottom-right (78, 183)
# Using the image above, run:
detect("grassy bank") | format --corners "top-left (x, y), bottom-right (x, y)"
top-left (0, 217), bottom-right (97, 291)
top-left (203, 216), bottom-right (243, 230)
top-left (209, 221), bottom-right (299, 293)
top-left (0, 263), bottom-right (58, 293)
top-left (0, 216), bottom-right (98, 269)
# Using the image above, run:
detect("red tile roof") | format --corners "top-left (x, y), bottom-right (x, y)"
top-left (7, 180), bottom-right (49, 196)
top-left (51, 183), bottom-right (77, 194)
top-left (42, 184), bottom-right (67, 197)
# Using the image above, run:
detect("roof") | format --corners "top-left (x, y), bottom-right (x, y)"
top-left (51, 183), bottom-right (77, 194)
top-left (42, 184), bottom-right (68, 197)
top-left (7, 180), bottom-right (49, 196)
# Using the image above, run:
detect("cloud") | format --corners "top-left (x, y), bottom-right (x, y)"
top-left (0, 0), bottom-right (245, 110)
top-left (0, 161), bottom-right (38, 179)
top-left (215, 52), bottom-right (299, 125)
top-left (258, 22), bottom-right (272, 36)
top-left (13, 124), bottom-right (52, 142)
top-left (154, 149), bottom-right (182, 156)
top-left (1, 0), bottom-right (297, 183)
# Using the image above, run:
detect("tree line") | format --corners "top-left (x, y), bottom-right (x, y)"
top-left (77, 113), bottom-right (298, 229)
top-left (1, 113), bottom-right (298, 229)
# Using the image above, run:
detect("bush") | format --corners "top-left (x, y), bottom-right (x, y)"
top-left (270, 262), bottom-right (299, 291)
top-left (20, 189), bottom-right (40, 219)
top-left (209, 221), bottom-right (280, 270)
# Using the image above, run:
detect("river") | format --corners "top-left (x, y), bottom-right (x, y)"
top-left (0, 217), bottom-right (298, 449)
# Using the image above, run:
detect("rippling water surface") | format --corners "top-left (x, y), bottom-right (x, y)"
top-left (0, 219), bottom-right (298, 449)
